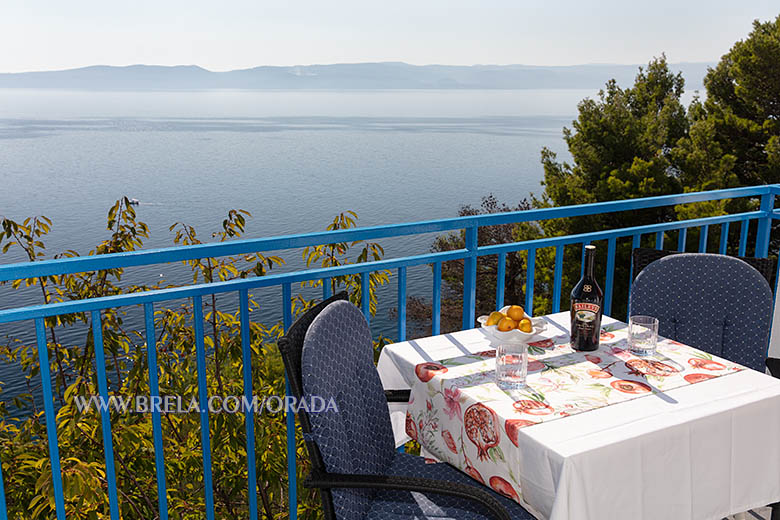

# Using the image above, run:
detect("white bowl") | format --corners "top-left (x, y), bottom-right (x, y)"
top-left (477, 306), bottom-right (548, 344)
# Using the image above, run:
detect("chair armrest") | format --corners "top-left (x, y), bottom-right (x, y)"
top-left (767, 358), bottom-right (780, 379)
top-left (384, 389), bottom-right (411, 402)
top-left (305, 471), bottom-right (511, 520)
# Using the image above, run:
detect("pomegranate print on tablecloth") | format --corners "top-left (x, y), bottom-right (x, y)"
top-left (464, 403), bottom-right (501, 461)
top-left (688, 358), bottom-right (726, 371)
top-left (489, 476), bottom-right (520, 502)
top-left (404, 321), bottom-right (744, 506)
top-left (610, 379), bottom-right (652, 394)
top-left (684, 373), bottom-right (717, 384)
top-left (513, 399), bottom-right (554, 416)
top-left (587, 368), bottom-right (612, 379)
top-left (529, 338), bottom-right (554, 349)
top-left (405, 412), bottom-right (418, 441)
top-left (464, 460), bottom-right (485, 485)
top-left (414, 362), bottom-right (448, 382)
top-left (625, 358), bottom-right (680, 377)
top-left (441, 430), bottom-right (458, 454)
top-left (505, 419), bottom-right (538, 447)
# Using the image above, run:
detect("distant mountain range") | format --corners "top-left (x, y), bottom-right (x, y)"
top-left (0, 62), bottom-right (714, 90)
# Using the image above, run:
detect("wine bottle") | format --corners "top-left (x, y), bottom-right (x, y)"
top-left (570, 245), bottom-right (603, 352)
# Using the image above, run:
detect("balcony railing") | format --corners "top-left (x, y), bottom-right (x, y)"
top-left (0, 184), bottom-right (778, 520)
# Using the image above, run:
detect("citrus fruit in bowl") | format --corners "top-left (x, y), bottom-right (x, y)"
top-left (477, 305), bottom-right (547, 343)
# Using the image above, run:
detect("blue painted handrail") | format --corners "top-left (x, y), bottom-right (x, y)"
top-left (0, 185), bottom-right (773, 283)
top-left (0, 184), bottom-right (777, 519)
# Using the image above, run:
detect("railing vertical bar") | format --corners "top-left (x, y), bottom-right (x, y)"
top-left (238, 290), bottom-right (258, 520)
top-left (281, 283), bottom-right (297, 520)
top-left (361, 272), bottom-right (370, 321)
top-left (91, 311), bottom-right (120, 520)
top-left (496, 252), bottom-right (506, 311)
top-left (35, 317), bottom-right (65, 520)
top-left (719, 222), bottom-right (730, 255)
top-left (462, 226), bottom-right (478, 329)
top-left (627, 234), bottom-right (641, 315)
top-left (144, 303), bottom-right (168, 520)
top-left (552, 246), bottom-right (563, 313)
top-left (604, 237), bottom-right (617, 316)
top-left (739, 220), bottom-right (749, 256)
top-left (756, 191), bottom-right (775, 258)
top-left (192, 296), bottom-right (215, 520)
top-left (0, 456), bottom-right (6, 520)
top-left (655, 231), bottom-right (664, 250)
top-left (525, 249), bottom-right (536, 317)
top-left (677, 228), bottom-right (687, 252)
top-left (322, 277), bottom-right (332, 299)
top-left (698, 225), bottom-right (709, 253)
top-left (397, 267), bottom-right (407, 341)
top-left (432, 262), bottom-right (442, 336)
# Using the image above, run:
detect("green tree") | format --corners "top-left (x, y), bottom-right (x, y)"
top-left (0, 202), bottom-right (388, 519)
top-left (698, 15), bottom-right (780, 187)
top-left (407, 195), bottom-right (538, 334)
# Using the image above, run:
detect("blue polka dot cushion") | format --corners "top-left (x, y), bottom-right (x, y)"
top-left (630, 253), bottom-right (773, 372)
top-left (301, 300), bottom-right (535, 519)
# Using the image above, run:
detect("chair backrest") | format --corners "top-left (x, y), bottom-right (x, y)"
top-left (277, 291), bottom-right (348, 519)
top-left (302, 300), bottom-right (396, 519)
top-left (279, 292), bottom-right (349, 404)
top-left (630, 253), bottom-right (773, 372)
top-left (632, 247), bottom-right (776, 289)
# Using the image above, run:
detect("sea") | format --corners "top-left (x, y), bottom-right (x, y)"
top-left (0, 88), bottom-right (605, 410)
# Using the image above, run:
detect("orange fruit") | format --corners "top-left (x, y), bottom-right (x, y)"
top-left (506, 305), bottom-right (525, 321)
top-left (518, 318), bottom-right (532, 333)
top-left (497, 317), bottom-right (517, 332)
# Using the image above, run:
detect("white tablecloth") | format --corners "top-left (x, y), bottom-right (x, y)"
top-left (376, 312), bottom-right (780, 520)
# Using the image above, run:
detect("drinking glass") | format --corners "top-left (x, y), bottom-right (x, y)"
top-left (496, 343), bottom-right (528, 388)
top-left (628, 315), bottom-right (659, 356)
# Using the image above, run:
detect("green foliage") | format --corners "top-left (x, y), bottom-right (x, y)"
top-left (408, 196), bottom-right (537, 334)
top-left (701, 15), bottom-right (780, 186)
top-left (530, 55), bottom-right (692, 318)
top-left (428, 16), bottom-right (780, 323)
top-left (302, 210), bottom-right (390, 317)
top-left (0, 201), bottom-right (388, 519)
top-left (538, 56), bottom-right (686, 218)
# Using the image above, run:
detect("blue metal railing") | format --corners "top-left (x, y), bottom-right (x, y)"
top-left (0, 184), bottom-right (778, 518)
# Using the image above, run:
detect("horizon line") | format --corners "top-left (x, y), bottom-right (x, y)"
top-left (0, 60), bottom-right (717, 75)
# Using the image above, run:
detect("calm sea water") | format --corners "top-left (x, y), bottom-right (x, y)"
top-left (0, 88), bottom-right (592, 408)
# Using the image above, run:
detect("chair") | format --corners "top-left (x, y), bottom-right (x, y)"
top-left (277, 294), bottom-right (534, 520)
top-left (631, 252), bottom-right (780, 520)
top-left (630, 253), bottom-right (775, 374)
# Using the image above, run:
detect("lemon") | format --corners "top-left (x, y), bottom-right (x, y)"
top-left (486, 311), bottom-right (505, 326)
top-left (518, 318), bottom-right (533, 333)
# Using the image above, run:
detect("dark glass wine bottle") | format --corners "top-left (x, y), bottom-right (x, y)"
top-left (570, 245), bottom-right (603, 352)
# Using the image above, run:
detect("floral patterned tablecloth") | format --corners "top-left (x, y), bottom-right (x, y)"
top-left (404, 320), bottom-right (744, 506)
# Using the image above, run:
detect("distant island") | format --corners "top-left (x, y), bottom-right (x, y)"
top-left (0, 62), bottom-right (713, 90)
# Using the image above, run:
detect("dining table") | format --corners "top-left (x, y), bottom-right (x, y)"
top-left (376, 312), bottom-right (780, 520)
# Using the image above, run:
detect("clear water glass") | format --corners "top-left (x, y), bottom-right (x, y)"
top-left (496, 343), bottom-right (528, 388)
top-left (628, 315), bottom-right (659, 356)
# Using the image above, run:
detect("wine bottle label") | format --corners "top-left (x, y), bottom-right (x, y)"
top-left (573, 302), bottom-right (600, 313)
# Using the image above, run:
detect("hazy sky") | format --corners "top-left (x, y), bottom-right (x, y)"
top-left (1, 0), bottom-right (778, 73)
